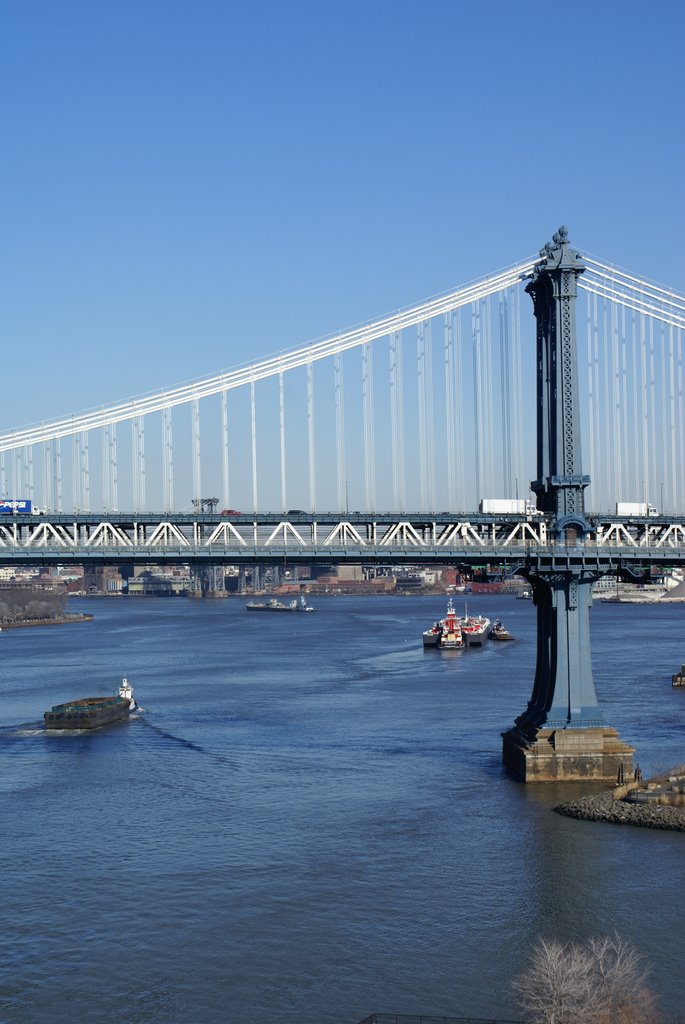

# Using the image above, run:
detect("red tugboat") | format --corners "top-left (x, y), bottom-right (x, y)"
top-left (422, 598), bottom-right (465, 649)
top-left (440, 599), bottom-right (465, 648)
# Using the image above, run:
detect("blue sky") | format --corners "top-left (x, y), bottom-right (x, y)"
top-left (1, 0), bottom-right (683, 509)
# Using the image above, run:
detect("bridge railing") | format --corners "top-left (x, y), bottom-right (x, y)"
top-left (356, 1015), bottom-right (524, 1024)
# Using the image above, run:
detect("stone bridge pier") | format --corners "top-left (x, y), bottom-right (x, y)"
top-left (501, 229), bottom-right (634, 782)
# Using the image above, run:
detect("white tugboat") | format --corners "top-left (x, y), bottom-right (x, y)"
top-left (118, 678), bottom-right (138, 711)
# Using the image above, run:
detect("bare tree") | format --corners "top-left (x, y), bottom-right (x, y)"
top-left (513, 934), bottom-right (662, 1024)
top-left (513, 938), bottom-right (600, 1024)
top-left (0, 588), bottom-right (66, 623)
top-left (587, 935), bottom-right (660, 1024)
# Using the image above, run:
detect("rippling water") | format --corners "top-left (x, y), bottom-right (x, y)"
top-left (1, 594), bottom-right (683, 1023)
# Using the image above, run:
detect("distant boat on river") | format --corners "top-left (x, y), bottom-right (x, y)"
top-left (423, 598), bottom-right (492, 649)
top-left (246, 595), bottom-right (315, 612)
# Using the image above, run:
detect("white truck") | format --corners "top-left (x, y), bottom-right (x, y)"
top-left (615, 502), bottom-right (659, 517)
top-left (479, 498), bottom-right (541, 516)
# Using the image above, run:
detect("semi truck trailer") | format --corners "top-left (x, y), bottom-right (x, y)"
top-left (479, 498), bottom-right (541, 516)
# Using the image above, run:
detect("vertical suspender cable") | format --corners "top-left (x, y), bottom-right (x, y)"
top-left (334, 352), bottom-right (346, 511)
top-left (511, 287), bottom-right (524, 503)
top-left (648, 317), bottom-right (656, 504)
top-left (483, 298), bottom-right (495, 498)
top-left (630, 304), bottom-right (639, 503)
top-left (390, 330), bottom-right (405, 512)
top-left (191, 399), bottom-right (201, 507)
top-left (25, 445), bottom-right (34, 502)
top-left (395, 331), bottom-right (405, 511)
top-left (250, 380), bottom-right (258, 512)
top-left (140, 417), bottom-right (146, 512)
top-left (72, 434), bottom-right (80, 512)
top-left (668, 324), bottom-right (676, 514)
top-left (15, 448), bottom-right (21, 498)
top-left (591, 294), bottom-right (602, 510)
top-left (362, 341), bottom-right (376, 511)
top-left (0, 454), bottom-right (5, 501)
top-left (54, 438), bottom-right (62, 512)
top-left (586, 293), bottom-right (596, 505)
top-left (444, 314), bottom-right (456, 510)
top-left (133, 417), bottom-right (146, 513)
top-left (417, 323), bottom-right (427, 508)
top-left (130, 423), bottom-right (137, 513)
top-left (639, 313), bottom-right (648, 503)
top-left (44, 443), bottom-right (52, 512)
top-left (601, 298), bottom-right (614, 507)
top-left (110, 422), bottom-right (118, 512)
top-left (102, 430), bottom-right (109, 512)
top-left (655, 321), bottom-right (667, 509)
top-left (499, 292), bottom-right (511, 495)
top-left (610, 294), bottom-right (621, 499)
top-left (424, 320), bottom-right (435, 509)
top-left (454, 308), bottom-right (465, 510)
top-left (307, 360), bottom-right (316, 512)
top-left (222, 389), bottom-right (231, 512)
top-left (655, 322), bottom-right (664, 509)
top-left (162, 406), bottom-right (173, 513)
top-left (471, 302), bottom-right (482, 507)
top-left (278, 372), bottom-right (286, 512)
top-left (80, 431), bottom-right (90, 512)
top-left (619, 304), bottom-right (629, 500)
top-left (676, 328), bottom-right (684, 512)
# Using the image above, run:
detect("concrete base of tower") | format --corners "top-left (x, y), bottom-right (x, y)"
top-left (502, 725), bottom-right (635, 783)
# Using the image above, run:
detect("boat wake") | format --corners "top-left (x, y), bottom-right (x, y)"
top-left (137, 716), bottom-right (210, 754)
top-left (136, 717), bottom-right (241, 771)
top-left (6, 725), bottom-right (45, 738)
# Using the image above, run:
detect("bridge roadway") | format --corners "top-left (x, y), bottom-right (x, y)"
top-left (0, 511), bottom-right (684, 568)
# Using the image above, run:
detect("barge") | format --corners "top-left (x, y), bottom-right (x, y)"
top-left (44, 679), bottom-right (137, 730)
top-left (246, 595), bottom-right (314, 612)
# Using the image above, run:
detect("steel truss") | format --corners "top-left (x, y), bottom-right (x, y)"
top-left (0, 511), bottom-right (683, 565)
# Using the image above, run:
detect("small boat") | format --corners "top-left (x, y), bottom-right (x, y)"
top-left (246, 594), bottom-right (315, 612)
top-left (44, 678), bottom-right (137, 730)
top-left (489, 619), bottom-right (515, 641)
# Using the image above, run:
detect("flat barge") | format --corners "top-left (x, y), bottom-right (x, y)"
top-left (44, 679), bottom-right (136, 730)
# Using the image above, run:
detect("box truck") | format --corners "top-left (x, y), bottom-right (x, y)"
top-left (0, 499), bottom-right (32, 514)
top-left (615, 502), bottom-right (659, 517)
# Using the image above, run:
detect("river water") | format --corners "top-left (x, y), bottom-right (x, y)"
top-left (1, 594), bottom-right (683, 1023)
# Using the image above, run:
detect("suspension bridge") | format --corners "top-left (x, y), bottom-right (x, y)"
top-left (1, 226), bottom-right (683, 782)
top-left (1, 235), bottom-right (683, 519)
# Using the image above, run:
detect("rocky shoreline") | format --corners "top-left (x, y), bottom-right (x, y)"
top-left (554, 790), bottom-right (685, 832)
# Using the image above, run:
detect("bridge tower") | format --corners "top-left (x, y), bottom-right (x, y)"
top-left (502, 227), bottom-right (634, 782)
